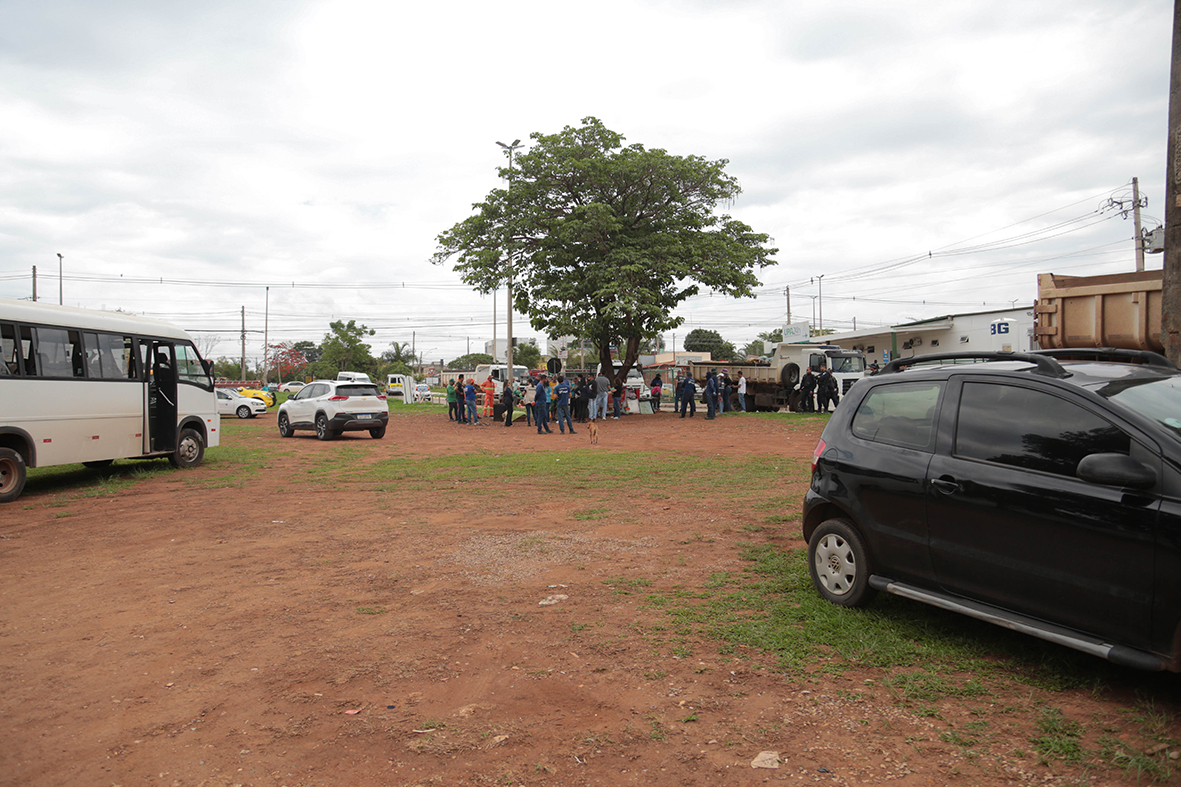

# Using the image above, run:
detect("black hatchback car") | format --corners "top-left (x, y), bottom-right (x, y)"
top-left (802, 349), bottom-right (1181, 672)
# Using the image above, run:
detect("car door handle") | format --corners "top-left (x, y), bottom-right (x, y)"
top-left (931, 477), bottom-right (961, 495)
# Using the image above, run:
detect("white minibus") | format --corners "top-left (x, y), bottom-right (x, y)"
top-left (0, 298), bottom-right (220, 502)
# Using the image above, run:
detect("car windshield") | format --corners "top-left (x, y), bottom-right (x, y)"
top-left (337, 384), bottom-right (381, 397)
top-left (1093, 375), bottom-right (1181, 440)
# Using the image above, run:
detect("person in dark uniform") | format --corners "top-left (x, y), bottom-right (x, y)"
top-left (502, 380), bottom-right (516, 426)
top-left (679, 376), bottom-right (697, 418)
top-left (798, 368), bottom-right (817, 412)
top-left (816, 366), bottom-right (839, 413)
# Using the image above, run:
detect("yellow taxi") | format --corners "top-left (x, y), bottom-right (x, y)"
top-left (237, 387), bottom-right (275, 407)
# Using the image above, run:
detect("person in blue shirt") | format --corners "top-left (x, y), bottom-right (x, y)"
top-left (554, 375), bottom-right (575, 435)
top-left (464, 378), bottom-right (480, 425)
top-left (534, 375), bottom-right (553, 434)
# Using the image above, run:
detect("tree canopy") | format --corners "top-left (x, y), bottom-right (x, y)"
top-left (432, 117), bottom-right (776, 382)
top-left (684, 328), bottom-right (737, 361)
top-left (447, 353), bottom-right (494, 371)
top-left (312, 320), bottom-right (377, 379)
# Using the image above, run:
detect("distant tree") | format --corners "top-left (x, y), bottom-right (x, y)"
top-left (432, 117), bottom-right (776, 385)
top-left (512, 340), bottom-right (542, 370)
top-left (385, 361), bottom-right (414, 379)
top-left (268, 342), bottom-right (308, 381)
top-left (759, 328), bottom-right (783, 344)
top-left (684, 328), bottom-right (736, 360)
top-left (313, 320), bottom-right (378, 378)
top-left (212, 356), bottom-right (240, 379)
top-left (741, 339), bottom-right (765, 358)
top-left (293, 340), bottom-right (321, 366)
top-left (381, 341), bottom-right (415, 365)
top-left (447, 353), bottom-right (494, 371)
top-left (192, 333), bottom-right (220, 360)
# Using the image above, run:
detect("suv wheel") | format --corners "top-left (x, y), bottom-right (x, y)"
top-left (369, 425), bottom-right (386, 439)
top-left (808, 519), bottom-right (876, 607)
top-left (315, 413), bottom-right (334, 441)
top-left (277, 412), bottom-right (293, 438)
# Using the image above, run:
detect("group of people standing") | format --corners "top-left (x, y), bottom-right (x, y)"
top-left (796, 366), bottom-right (840, 413)
top-left (445, 371), bottom-right (633, 434)
top-left (662, 370), bottom-right (747, 419)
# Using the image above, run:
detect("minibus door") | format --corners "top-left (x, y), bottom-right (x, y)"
top-left (146, 341), bottom-right (178, 453)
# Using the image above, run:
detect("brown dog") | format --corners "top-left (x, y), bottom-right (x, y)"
top-left (587, 421), bottom-right (599, 444)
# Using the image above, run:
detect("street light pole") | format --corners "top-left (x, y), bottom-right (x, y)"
top-left (811, 275), bottom-right (825, 333)
top-left (57, 253), bottom-right (63, 305)
top-left (496, 138), bottom-right (523, 379)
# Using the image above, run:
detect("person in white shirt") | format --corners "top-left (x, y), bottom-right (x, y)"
top-left (737, 372), bottom-right (748, 412)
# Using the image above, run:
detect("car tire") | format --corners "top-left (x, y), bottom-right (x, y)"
top-left (0, 447), bottom-right (28, 503)
top-left (315, 413), bottom-right (334, 441)
top-left (236, 405), bottom-right (252, 419)
top-left (808, 519), bottom-right (877, 607)
top-left (369, 426), bottom-right (386, 439)
top-left (277, 412), bottom-right (293, 438)
top-left (782, 362), bottom-right (801, 387)
top-left (168, 427), bottom-right (205, 469)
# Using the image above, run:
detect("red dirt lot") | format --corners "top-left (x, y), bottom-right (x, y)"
top-left (1, 409), bottom-right (1177, 787)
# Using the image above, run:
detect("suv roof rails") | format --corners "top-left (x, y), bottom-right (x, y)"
top-left (1032, 347), bottom-right (1178, 370)
top-left (880, 351), bottom-right (1069, 378)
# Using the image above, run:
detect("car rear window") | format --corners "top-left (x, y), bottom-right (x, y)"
top-left (337, 384), bottom-right (380, 397)
top-left (851, 382), bottom-right (941, 449)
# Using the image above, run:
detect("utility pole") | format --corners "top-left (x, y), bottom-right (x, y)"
top-left (240, 306), bottom-right (247, 381)
top-left (57, 253), bottom-right (63, 305)
top-left (1166, 0), bottom-right (1181, 365)
top-left (497, 139), bottom-right (523, 377)
top-left (811, 275), bottom-right (825, 333)
top-left (32, 266), bottom-right (37, 302)
top-left (1133, 177), bottom-right (1146, 272)
top-left (786, 286), bottom-right (791, 325)
top-left (263, 287), bottom-right (270, 384)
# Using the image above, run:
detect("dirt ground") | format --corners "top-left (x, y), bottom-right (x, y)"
top-left (1, 407), bottom-right (1177, 787)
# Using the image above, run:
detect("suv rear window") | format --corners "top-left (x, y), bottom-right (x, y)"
top-left (336, 384), bottom-right (381, 397)
top-left (955, 381), bottom-right (1130, 476)
top-left (851, 382), bottom-right (941, 449)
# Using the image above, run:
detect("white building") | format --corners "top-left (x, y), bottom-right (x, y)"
top-left (796, 306), bottom-right (1035, 366)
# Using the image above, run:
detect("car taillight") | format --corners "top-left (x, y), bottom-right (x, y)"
top-left (378, 394), bottom-right (387, 401)
top-left (328, 395), bottom-right (349, 401)
top-left (812, 438), bottom-right (826, 470)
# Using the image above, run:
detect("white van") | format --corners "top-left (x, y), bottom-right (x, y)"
top-left (337, 371), bottom-right (372, 383)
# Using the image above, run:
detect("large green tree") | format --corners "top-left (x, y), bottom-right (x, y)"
top-left (432, 117), bottom-right (776, 383)
top-left (312, 320), bottom-right (378, 378)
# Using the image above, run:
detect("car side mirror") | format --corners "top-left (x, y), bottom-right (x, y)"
top-left (1076, 453), bottom-right (1155, 490)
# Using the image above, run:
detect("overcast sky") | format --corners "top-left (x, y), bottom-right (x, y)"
top-left (0, 0), bottom-right (1170, 365)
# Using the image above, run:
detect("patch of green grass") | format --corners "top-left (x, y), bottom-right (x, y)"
top-left (1030, 706), bottom-right (1084, 763)
top-left (571, 506), bottom-right (609, 521)
top-left (603, 575), bottom-right (653, 595)
top-left (356, 606), bottom-right (388, 615)
top-left (658, 543), bottom-right (1150, 696)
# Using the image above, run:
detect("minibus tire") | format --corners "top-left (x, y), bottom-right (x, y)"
top-left (169, 428), bottom-right (205, 469)
top-left (0, 448), bottom-right (27, 503)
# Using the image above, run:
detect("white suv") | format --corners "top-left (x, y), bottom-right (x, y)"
top-left (277, 379), bottom-right (388, 440)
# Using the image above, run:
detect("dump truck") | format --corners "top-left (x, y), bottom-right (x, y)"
top-left (687, 343), bottom-right (868, 411)
top-left (1035, 271), bottom-right (1163, 352)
